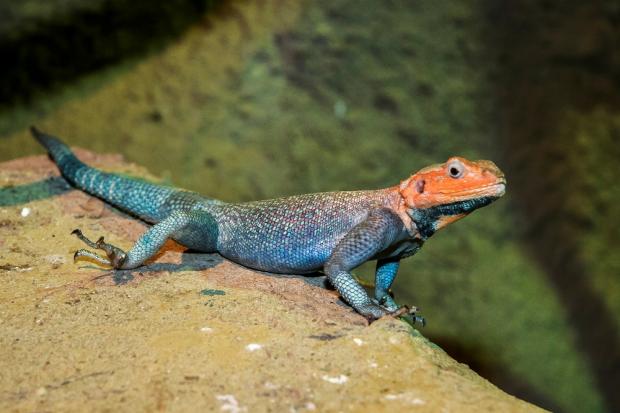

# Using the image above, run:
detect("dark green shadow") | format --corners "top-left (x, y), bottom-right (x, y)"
top-left (0, 176), bottom-right (70, 206)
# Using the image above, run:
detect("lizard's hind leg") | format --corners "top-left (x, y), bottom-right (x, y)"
top-left (72, 209), bottom-right (199, 270)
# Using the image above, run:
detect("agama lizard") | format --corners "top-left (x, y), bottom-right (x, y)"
top-left (31, 127), bottom-right (506, 322)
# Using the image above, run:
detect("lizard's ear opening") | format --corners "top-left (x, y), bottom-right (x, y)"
top-left (399, 177), bottom-right (418, 208)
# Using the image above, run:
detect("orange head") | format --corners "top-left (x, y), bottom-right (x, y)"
top-left (398, 157), bottom-right (506, 237)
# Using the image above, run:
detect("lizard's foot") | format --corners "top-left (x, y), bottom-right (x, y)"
top-left (357, 302), bottom-right (425, 326)
top-left (373, 294), bottom-right (425, 325)
top-left (389, 305), bottom-right (426, 327)
top-left (375, 294), bottom-right (399, 312)
top-left (356, 302), bottom-right (390, 322)
top-left (72, 229), bottom-right (127, 268)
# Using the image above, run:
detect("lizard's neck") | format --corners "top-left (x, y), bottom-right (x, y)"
top-left (383, 187), bottom-right (418, 237)
top-left (408, 196), bottom-right (497, 240)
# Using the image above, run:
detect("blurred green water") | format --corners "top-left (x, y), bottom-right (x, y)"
top-left (1, 0), bottom-right (619, 411)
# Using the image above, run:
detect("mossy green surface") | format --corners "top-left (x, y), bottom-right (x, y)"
top-left (1, 0), bottom-right (618, 412)
top-left (0, 0), bottom-right (102, 33)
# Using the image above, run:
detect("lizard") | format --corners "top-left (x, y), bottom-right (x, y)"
top-left (30, 127), bottom-right (506, 322)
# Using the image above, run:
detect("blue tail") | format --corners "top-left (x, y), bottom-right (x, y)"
top-left (31, 127), bottom-right (179, 222)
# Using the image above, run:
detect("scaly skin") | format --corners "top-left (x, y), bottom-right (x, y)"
top-left (31, 127), bottom-right (506, 322)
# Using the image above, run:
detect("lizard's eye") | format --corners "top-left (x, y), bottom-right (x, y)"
top-left (447, 160), bottom-right (465, 179)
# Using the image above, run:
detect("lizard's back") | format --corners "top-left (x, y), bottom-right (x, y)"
top-left (207, 189), bottom-right (397, 273)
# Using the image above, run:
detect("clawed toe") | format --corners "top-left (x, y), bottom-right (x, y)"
top-left (72, 228), bottom-right (99, 249)
top-left (412, 314), bottom-right (426, 327)
top-left (361, 303), bottom-right (426, 326)
top-left (388, 305), bottom-right (426, 326)
top-left (390, 306), bottom-right (411, 318)
top-left (74, 248), bottom-right (113, 266)
top-left (71, 229), bottom-right (127, 268)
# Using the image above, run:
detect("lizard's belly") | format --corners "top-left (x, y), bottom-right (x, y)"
top-left (216, 220), bottom-right (354, 274)
top-left (219, 238), bottom-right (337, 274)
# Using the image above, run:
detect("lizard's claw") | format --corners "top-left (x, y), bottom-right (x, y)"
top-left (359, 303), bottom-right (426, 326)
top-left (389, 305), bottom-right (426, 327)
top-left (74, 248), bottom-right (113, 266)
top-left (411, 314), bottom-right (426, 327)
top-left (372, 296), bottom-right (425, 326)
top-left (389, 306), bottom-right (411, 318)
top-left (72, 229), bottom-right (127, 268)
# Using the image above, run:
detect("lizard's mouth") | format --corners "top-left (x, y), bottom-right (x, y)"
top-left (444, 181), bottom-right (506, 201)
top-left (491, 181), bottom-right (506, 197)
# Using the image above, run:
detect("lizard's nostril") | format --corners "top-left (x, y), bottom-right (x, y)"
top-left (416, 179), bottom-right (425, 194)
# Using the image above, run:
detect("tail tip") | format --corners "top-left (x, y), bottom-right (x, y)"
top-left (30, 125), bottom-right (46, 143)
top-left (30, 126), bottom-right (58, 147)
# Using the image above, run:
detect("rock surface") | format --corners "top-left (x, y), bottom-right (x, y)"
top-left (0, 152), bottom-right (545, 412)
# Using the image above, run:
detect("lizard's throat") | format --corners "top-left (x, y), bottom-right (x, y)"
top-left (408, 196), bottom-right (498, 240)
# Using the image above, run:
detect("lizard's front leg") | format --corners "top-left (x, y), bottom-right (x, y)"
top-left (375, 258), bottom-right (425, 326)
top-left (374, 258), bottom-right (401, 312)
top-left (324, 208), bottom-right (408, 322)
top-left (73, 209), bottom-right (195, 269)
